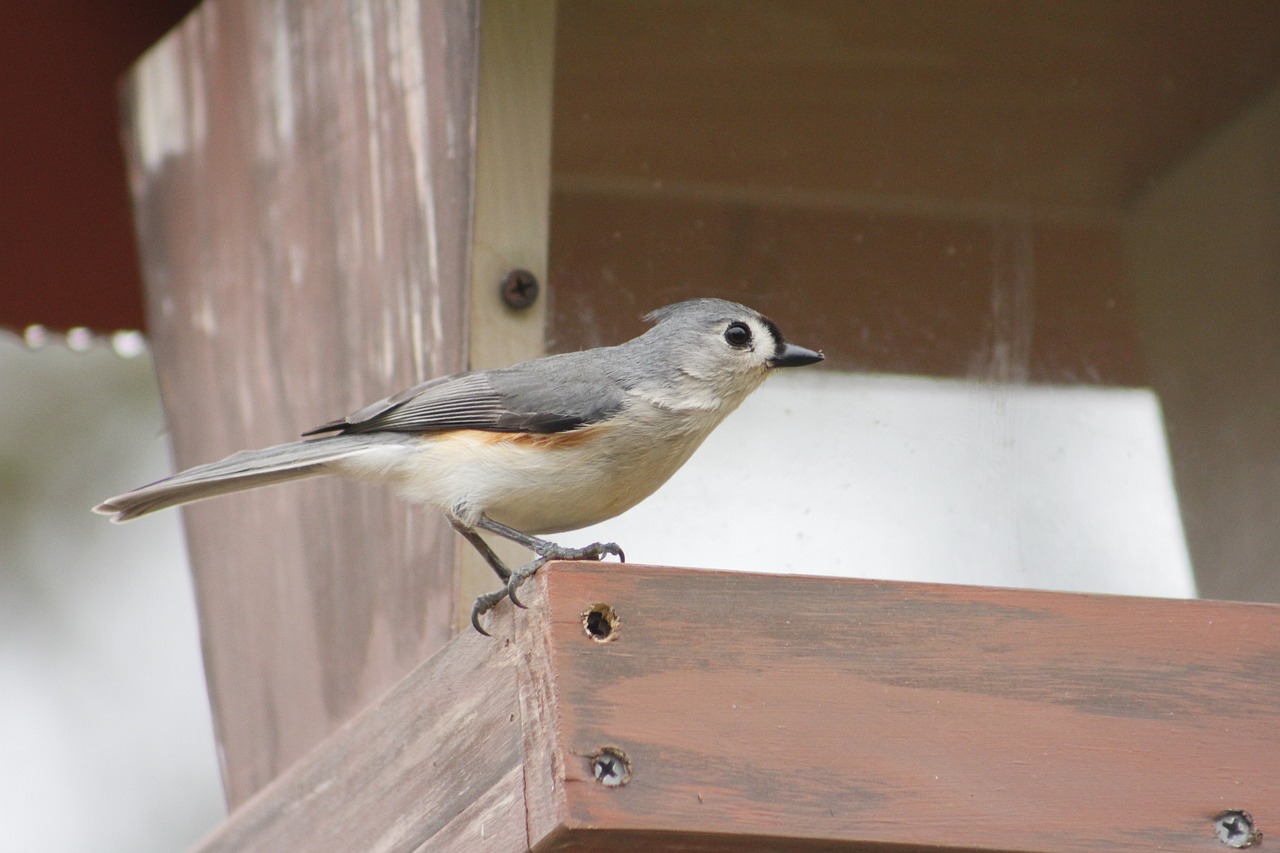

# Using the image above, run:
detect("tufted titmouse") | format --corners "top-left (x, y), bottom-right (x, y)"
top-left (96, 298), bottom-right (823, 632)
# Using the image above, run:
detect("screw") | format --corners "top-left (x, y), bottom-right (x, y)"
top-left (500, 269), bottom-right (539, 310)
top-left (590, 747), bottom-right (630, 787)
top-left (1214, 810), bottom-right (1261, 848)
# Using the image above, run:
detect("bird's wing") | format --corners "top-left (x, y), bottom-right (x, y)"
top-left (303, 353), bottom-right (630, 436)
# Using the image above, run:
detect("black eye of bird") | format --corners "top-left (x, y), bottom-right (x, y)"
top-left (724, 321), bottom-right (753, 348)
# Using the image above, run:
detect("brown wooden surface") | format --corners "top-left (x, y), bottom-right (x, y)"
top-left (195, 563), bottom-right (1280, 852)
top-left (191, 611), bottom-right (527, 852)
top-left (549, 194), bottom-right (1142, 385)
top-left (553, 0), bottom-right (1280, 213)
top-left (536, 564), bottom-right (1278, 852)
top-left (121, 0), bottom-right (479, 806)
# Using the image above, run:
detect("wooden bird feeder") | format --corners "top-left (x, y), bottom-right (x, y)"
top-left (118, 1), bottom-right (1280, 849)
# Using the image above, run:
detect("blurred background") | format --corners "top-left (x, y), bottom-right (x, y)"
top-left (3, 1), bottom-right (1278, 850)
top-left (0, 335), bottom-right (223, 851)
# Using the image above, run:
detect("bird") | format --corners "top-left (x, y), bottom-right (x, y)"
top-left (96, 298), bottom-right (824, 632)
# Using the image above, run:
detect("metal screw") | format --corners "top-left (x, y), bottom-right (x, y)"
top-left (590, 747), bottom-right (630, 787)
top-left (500, 269), bottom-right (539, 310)
top-left (1214, 810), bottom-right (1261, 848)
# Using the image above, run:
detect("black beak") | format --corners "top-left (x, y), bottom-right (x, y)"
top-left (769, 342), bottom-right (825, 368)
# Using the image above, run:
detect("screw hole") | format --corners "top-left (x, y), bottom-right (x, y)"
top-left (583, 603), bottom-right (619, 642)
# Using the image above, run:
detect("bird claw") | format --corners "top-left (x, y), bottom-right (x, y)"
top-left (507, 558), bottom-right (547, 610)
top-left (470, 587), bottom-right (510, 636)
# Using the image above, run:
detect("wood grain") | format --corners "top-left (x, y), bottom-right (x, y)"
top-left (549, 193), bottom-right (1143, 384)
top-left (191, 617), bottom-right (527, 853)
top-left (533, 563), bottom-right (1280, 852)
top-left (189, 563), bottom-right (1279, 851)
top-left (121, 0), bottom-right (479, 806)
top-left (553, 1), bottom-right (1280, 213)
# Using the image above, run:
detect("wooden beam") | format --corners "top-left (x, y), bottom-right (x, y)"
top-left (459, 0), bottom-right (557, 628)
top-left (190, 607), bottom-right (526, 852)
top-left (192, 563), bottom-right (1280, 851)
top-left (468, 0), bottom-right (555, 372)
top-left (120, 0), bottom-right (480, 806)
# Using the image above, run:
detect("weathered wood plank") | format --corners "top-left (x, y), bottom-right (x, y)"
top-left (192, 614), bottom-right (525, 853)
top-left (413, 764), bottom-right (527, 853)
top-left (188, 563), bottom-right (1279, 851)
top-left (534, 564), bottom-right (1280, 852)
top-left (121, 0), bottom-right (479, 805)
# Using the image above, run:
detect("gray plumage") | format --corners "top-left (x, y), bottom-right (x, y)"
top-left (300, 298), bottom-right (782, 440)
top-left (304, 355), bottom-right (631, 436)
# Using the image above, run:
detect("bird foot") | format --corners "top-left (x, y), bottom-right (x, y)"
top-left (471, 540), bottom-right (627, 633)
top-left (511, 540), bottom-right (625, 608)
top-left (531, 540), bottom-right (625, 563)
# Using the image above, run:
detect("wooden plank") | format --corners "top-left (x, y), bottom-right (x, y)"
top-left (187, 563), bottom-right (1278, 851)
top-left (514, 570), bottom-right (571, 848)
top-left (191, 613), bottom-right (527, 853)
top-left (468, 0), bottom-right (555, 371)
top-left (548, 193), bottom-right (1143, 384)
top-left (553, 1), bottom-right (1280, 211)
top-left (1125, 88), bottom-right (1280, 605)
top-left (458, 0), bottom-right (557, 627)
top-left (533, 563), bottom-right (1280, 852)
top-left (120, 0), bottom-right (479, 805)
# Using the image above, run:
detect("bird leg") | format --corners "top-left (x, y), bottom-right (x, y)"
top-left (449, 518), bottom-right (512, 581)
top-left (450, 517), bottom-right (516, 636)
top-left (465, 515), bottom-right (624, 626)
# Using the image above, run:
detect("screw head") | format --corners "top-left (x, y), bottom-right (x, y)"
top-left (1214, 810), bottom-right (1261, 848)
top-left (500, 269), bottom-right (539, 310)
top-left (590, 747), bottom-right (630, 787)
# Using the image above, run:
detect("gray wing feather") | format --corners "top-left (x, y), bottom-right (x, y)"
top-left (305, 373), bottom-right (506, 435)
top-left (305, 351), bottom-right (631, 436)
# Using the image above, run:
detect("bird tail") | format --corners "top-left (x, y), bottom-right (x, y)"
top-left (94, 434), bottom-right (405, 522)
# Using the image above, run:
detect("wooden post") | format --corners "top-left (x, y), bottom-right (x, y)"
top-left (191, 564), bottom-right (1280, 851)
top-left (121, 0), bottom-right (485, 806)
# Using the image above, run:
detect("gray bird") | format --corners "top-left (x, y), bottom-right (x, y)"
top-left (96, 298), bottom-right (824, 632)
